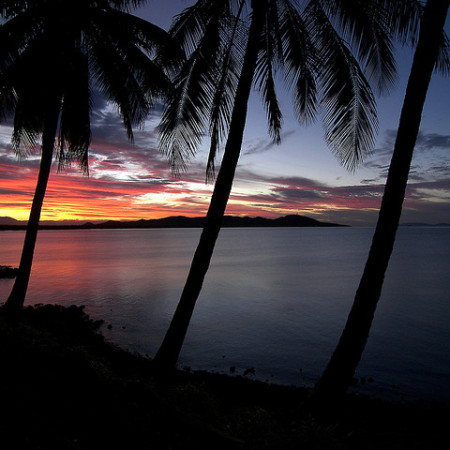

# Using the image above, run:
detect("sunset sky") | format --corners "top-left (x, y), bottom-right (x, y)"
top-left (0, 1), bottom-right (449, 226)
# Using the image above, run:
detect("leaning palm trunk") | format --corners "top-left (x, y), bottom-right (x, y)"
top-left (4, 105), bottom-right (59, 312)
top-left (153, 1), bottom-right (266, 370)
top-left (311, 0), bottom-right (449, 405)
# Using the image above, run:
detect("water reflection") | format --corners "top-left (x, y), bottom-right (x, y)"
top-left (1, 227), bottom-right (449, 402)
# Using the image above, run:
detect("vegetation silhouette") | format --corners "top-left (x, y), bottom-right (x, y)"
top-left (0, 0), bottom-right (178, 312)
top-left (312, 0), bottom-right (450, 407)
top-left (154, 0), bottom-right (419, 370)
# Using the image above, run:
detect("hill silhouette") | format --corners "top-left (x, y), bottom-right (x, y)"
top-left (0, 214), bottom-right (346, 230)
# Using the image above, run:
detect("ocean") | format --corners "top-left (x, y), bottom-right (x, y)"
top-left (1, 226), bottom-right (449, 402)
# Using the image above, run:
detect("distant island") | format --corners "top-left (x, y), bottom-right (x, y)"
top-left (0, 214), bottom-right (347, 230)
top-left (400, 222), bottom-right (450, 227)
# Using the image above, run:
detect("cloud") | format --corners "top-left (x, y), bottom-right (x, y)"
top-left (275, 188), bottom-right (324, 200)
top-left (221, 174), bottom-right (386, 222)
top-left (86, 92), bottom-right (164, 156)
top-left (362, 129), bottom-right (450, 185)
top-left (1, 122), bottom-right (449, 226)
top-left (415, 132), bottom-right (450, 150)
top-left (242, 130), bottom-right (297, 156)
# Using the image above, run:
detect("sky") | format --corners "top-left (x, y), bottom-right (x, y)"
top-left (0, 1), bottom-right (449, 226)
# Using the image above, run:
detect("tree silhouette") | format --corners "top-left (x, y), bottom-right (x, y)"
top-left (312, 0), bottom-right (450, 406)
top-left (154, 0), bottom-right (419, 370)
top-left (0, 0), bottom-right (177, 312)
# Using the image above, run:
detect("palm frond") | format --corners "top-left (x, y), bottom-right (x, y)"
top-left (4, 29), bottom-right (54, 154)
top-left (255, 1), bottom-right (284, 143)
top-left (90, 44), bottom-right (148, 142)
top-left (11, 83), bottom-right (43, 156)
top-left (0, 5), bottom-right (46, 64)
top-left (159, 1), bottom-right (236, 175)
top-left (0, 63), bottom-right (17, 120)
top-left (158, 50), bottom-right (215, 174)
top-left (206, 49), bottom-right (240, 181)
top-left (379, 0), bottom-right (421, 45)
top-left (12, 120), bottom-right (39, 157)
top-left (57, 50), bottom-right (91, 174)
top-left (111, 9), bottom-right (184, 74)
top-left (435, 30), bottom-right (450, 76)
top-left (206, 3), bottom-right (245, 181)
top-left (267, 0), bottom-right (284, 64)
top-left (106, 0), bottom-right (149, 12)
top-left (306, 1), bottom-right (378, 170)
top-left (317, 0), bottom-right (397, 93)
top-left (378, 1), bottom-right (448, 78)
top-left (170, 0), bottom-right (219, 55)
top-left (279, 0), bottom-right (318, 123)
top-left (255, 10), bottom-right (283, 144)
top-left (110, 17), bottom-right (172, 99)
top-left (90, 9), bottom-right (165, 143)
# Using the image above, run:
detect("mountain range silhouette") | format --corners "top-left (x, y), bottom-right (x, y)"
top-left (0, 214), bottom-right (347, 230)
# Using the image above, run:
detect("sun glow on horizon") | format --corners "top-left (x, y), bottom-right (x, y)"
top-left (1, 123), bottom-right (449, 226)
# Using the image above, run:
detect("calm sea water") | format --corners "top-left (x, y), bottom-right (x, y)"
top-left (1, 227), bottom-right (449, 402)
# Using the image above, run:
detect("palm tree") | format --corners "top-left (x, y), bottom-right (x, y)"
top-left (0, 0), bottom-right (177, 312)
top-left (153, 0), bottom-right (420, 370)
top-left (312, 0), bottom-right (450, 406)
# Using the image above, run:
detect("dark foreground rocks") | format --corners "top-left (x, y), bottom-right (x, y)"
top-left (0, 266), bottom-right (18, 278)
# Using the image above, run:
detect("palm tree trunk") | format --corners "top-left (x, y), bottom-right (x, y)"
top-left (4, 106), bottom-right (59, 313)
top-left (311, 0), bottom-right (449, 406)
top-left (153, 0), bottom-right (267, 370)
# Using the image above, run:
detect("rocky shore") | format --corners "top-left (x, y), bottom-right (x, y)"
top-left (0, 266), bottom-right (18, 279)
top-left (0, 304), bottom-right (447, 449)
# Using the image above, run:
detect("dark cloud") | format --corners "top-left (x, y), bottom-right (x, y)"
top-left (360, 178), bottom-right (379, 184)
top-left (0, 156), bottom-right (42, 174)
top-left (362, 129), bottom-right (450, 185)
top-left (267, 175), bottom-right (325, 190)
top-left (415, 132), bottom-right (450, 150)
top-left (273, 187), bottom-right (324, 200)
top-left (245, 137), bottom-right (279, 155)
top-left (243, 130), bottom-right (296, 156)
top-left (0, 187), bottom-right (30, 196)
top-left (90, 101), bottom-right (162, 153)
top-left (91, 111), bottom-right (136, 147)
top-left (406, 177), bottom-right (450, 194)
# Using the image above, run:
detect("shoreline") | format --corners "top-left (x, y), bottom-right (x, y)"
top-left (1, 303), bottom-right (448, 449)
